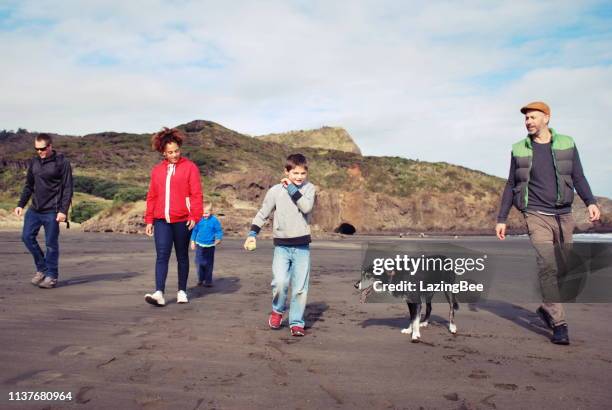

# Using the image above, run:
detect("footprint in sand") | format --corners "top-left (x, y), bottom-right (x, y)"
top-left (494, 383), bottom-right (518, 391)
top-left (443, 392), bottom-right (459, 401)
top-left (134, 394), bottom-right (163, 408)
top-left (14, 370), bottom-right (65, 386)
top-left (112, 329), bottom-right (131, 337)
top-left (75, 386), bottom-right (94, 404)
top-left (480, 394), bottom-right (497, 409)
top-left (469, 370), bottom-right (490, 380)
top-left (49, 345), bottom-right (91, 357)
top-left (443, 354), bottom-right (465, 363)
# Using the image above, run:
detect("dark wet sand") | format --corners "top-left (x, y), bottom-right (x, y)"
top-left (1, 230), bottom-right (611, 409)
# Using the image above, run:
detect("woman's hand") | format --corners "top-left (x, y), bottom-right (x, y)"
top-left (145, 223), bottom-right (154, 237)
top-left (186, 220), bottom-right (196, 230)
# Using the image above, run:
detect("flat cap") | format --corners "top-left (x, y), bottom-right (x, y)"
top-left (520, 101), bottom-right (550, 116)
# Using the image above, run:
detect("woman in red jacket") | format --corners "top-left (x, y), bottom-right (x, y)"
top-left (144, 128), bottom-right (203, 307)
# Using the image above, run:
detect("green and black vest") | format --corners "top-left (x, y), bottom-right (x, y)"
top-left (511, 128), bottom-right (576, 211)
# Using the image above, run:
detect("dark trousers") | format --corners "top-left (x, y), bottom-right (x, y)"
top-left (195, 245), bottom-right (215, 284)
top-left (154, 219), bottom-right (190, 292)
top-left (22, 209), bottom-right (60, 279)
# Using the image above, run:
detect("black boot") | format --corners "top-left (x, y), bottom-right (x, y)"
top-left (551, 324), bottom-right (570, 345)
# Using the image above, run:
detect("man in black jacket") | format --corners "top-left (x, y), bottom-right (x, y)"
top-left (14, 133), bottom-right (73, 289)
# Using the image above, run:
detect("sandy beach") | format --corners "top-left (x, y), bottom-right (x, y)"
top-left (1, 229), bottom-right (612, 409)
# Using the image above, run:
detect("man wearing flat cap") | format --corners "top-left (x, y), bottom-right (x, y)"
top-left (495, 101), bottom-right (601, 345)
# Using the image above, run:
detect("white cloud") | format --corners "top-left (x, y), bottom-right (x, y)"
top-left (1, 0), bottom-right (610, 196)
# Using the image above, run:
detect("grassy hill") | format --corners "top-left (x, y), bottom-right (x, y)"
top-left (1, 122), bottom-right (609, 235)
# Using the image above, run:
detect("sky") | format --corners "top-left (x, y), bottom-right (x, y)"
top-left (1, 0), bottom-right (611, 197)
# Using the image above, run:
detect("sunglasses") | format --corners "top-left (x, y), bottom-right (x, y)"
top-left (35, 145), bottom-right (48, 152)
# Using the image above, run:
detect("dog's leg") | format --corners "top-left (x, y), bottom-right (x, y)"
top-left (421, 301), bottom-right (432, 328)
top-left (405, 303), bottom-right (421, 342)
top-left (412, 304), bottom-right (422, 342)
top-left (401, 302), bottom-right (416, 334)
top-left (448, 293), bottom-right (457, 334)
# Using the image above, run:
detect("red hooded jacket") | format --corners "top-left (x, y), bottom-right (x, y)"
top-left (144, 157), bottom-right (203, 224)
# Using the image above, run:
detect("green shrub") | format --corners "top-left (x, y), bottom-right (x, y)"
top-left (73, 175), bottom-right (123, 199)
top-left (184, 150), bottom-right (226, 175)
top-left (113, 187), bottom-right (148, 203)
top-left (71, 201), bottom-right (106, 223)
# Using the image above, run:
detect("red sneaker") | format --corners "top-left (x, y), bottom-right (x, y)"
top-left (290, 326), bottom-right (305, 337)
top-left (268, 311), bottom-right (282, 329)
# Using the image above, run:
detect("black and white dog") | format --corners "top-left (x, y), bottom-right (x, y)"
top-left (356, 256), bottom-right (460, 343)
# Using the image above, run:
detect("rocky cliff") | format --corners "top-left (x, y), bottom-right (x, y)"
top-left (257, 126), bottom-right (362, 155)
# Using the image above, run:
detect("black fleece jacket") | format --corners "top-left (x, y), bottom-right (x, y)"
top-left (17, 151), bottom-right (73, 214)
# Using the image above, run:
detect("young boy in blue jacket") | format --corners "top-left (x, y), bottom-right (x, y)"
top-left (190, 203), bottom-right (223, 287)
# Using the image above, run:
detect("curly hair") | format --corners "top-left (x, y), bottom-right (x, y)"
top-left (151, 127), bottom-right (185, 153)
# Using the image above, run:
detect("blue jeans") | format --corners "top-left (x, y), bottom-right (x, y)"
top-left (195, 246), bottom-right (215, 284)
top-left (154, 219), bottom-right (190, 292)
top-left (271, 245), bottom-right (311, 328)
top-left (22, 209), bottom-right (60, 279)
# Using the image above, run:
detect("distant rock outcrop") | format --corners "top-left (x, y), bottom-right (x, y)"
top-left (257, 126), bottom-right (362, 155)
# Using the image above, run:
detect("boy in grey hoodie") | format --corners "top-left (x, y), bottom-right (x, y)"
top-left (244, 154), bottom-right (316, 336)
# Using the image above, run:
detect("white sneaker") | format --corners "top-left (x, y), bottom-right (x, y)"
top-left (145, 290), bottom-right (165, 307)
top-left (177, 290), bottom-right (189, 304)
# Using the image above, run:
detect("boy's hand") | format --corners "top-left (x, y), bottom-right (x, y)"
top-left (280, 178), bottom-right (291, 188)
top-left (214, 239), bottom-right (222, 246)
top-left (190, 241), bottom-right (196, 250)
top-left (244, 236), bottom-right (256, 251)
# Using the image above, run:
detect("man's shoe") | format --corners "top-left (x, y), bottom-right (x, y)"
top-left (290, 326), bottom-right (305, 337)
top-left (536, 307), bottom-right (554, 330)
top-left (31, 272), bottom-right (46, 286)
top-left (145, 291), bottom-right (166, 307)
top-left (177, 290), bottom-right (189, 304)
top-left (203, 282), bottom-right (213, 288)
top-left (268, 311), bottom-right (283, 329)
top-left (38, 276), bottom-right (58, 289)
top-left (196, 281), bottom-right (204, 287)
top-left (551, 324), bottom-right (570, 345)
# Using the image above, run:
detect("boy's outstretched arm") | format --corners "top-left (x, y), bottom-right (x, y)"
top-left (286, 183), bottom-right (315, 214)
